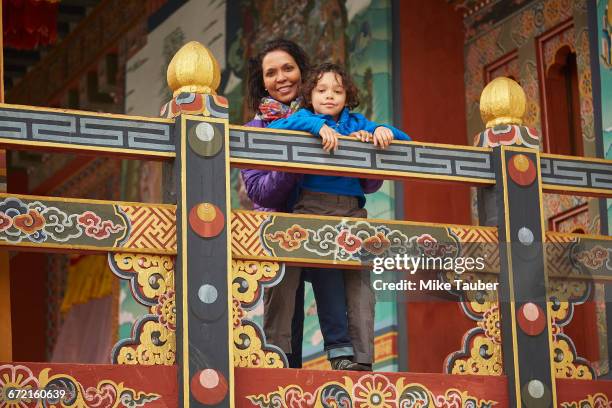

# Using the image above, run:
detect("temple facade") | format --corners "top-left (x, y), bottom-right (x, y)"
top-left (2, 0), bottom-right (612, 406)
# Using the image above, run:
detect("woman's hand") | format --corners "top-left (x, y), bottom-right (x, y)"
top-left (319, 124), bottom-right (340, 152)
top-left (350, 130), bottom-right (372, 143)
top-left (373, 127), bottom-right (394, 149)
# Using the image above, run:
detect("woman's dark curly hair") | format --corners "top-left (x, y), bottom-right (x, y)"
top-left (301, 63), bottom-right (360, 112)
top-left (246, 39), bottom-right (310, 114)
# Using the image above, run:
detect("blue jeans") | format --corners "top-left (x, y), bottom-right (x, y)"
top-left (288, 268), bottom-right (354, 367)
top-left (263, 266), bottom-right (353, 364)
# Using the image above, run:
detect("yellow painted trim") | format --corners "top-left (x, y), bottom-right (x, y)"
top-left (182, 114), bottom-right (235, 406)
top-left (0, 102), bottom-right (175, 124)
top-left (232, 209), bottom-right (499, 233)
top-left (230, 158), bottom-right (496, 186)
top-left (501, 145), bottom-right (539, 153)
top-left (536, 151), bottom-right (558, 407)
top-left (547, 273), bottom-right (612, 282)
top-left (0, 138), bottom-right (176, 159)
top-left (542, 184), bottom-right (612, 197)
top-left (540, 151), bottom-right (612, 165)
top-left (180, 115), bottom-right (190, 407)
top-left (500, 147), bottom-right (522, 407)
top-left (546, 231), bottom-right (612, 241)
top-left (221, 116), bottom-right (236, 408)
top-left (230, 254), bottom-right (501, 275)
top-left (0, 192), bottom-right (177, 209)
top-left (183, 114), bottom-right (228, 125)
top-left (229, 124), bottom-right (495, 152)
top-left (0, 240), bottom-right (176, 255)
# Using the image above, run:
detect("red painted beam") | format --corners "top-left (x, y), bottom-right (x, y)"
top-left (557, 378), bottom-right (612, 405)
top-left (0, 363), bottom-right (177, 407)
top-left (235, 368), bottom-right (508, 407)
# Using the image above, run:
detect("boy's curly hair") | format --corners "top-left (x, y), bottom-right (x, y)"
top-left (301, 63), bottom-right (360, 111)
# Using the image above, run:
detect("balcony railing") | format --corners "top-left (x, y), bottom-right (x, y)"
top-left (1, 41), bottom-right (611, 408)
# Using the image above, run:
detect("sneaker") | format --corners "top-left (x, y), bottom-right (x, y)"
top-left (330, 358), bottom-right (373, 371)
top-left (350, 362), bottom-right (373, 371)
top-left (330, 357), bottom-right (356, 370)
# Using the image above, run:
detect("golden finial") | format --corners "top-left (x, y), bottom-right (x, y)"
top-left (167, 41), bottom-right (221, 97)
top-left (479, 77), bottom-right (526, 128)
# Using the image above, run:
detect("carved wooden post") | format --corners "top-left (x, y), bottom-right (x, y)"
top-left (164, 42), bottom-right (233, 408)
top-left (475, 77), bottom-right (557, 407)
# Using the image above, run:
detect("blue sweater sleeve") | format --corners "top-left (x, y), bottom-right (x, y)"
top-left (268, 109), bottom-right (326, 135)
top-left (352, 112), bottom-right (411, 141)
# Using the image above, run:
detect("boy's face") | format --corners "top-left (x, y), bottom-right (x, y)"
top-left (311, 72), bottom-right (346, 120)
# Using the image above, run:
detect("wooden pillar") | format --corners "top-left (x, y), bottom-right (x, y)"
top-left (0, 0), bottom-right (12, 362)
top-left (476, 77), bottom-right (556, 407)
top-left (165, 42), bottom-right (233, 408)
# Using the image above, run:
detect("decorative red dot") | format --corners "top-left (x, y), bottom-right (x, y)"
top-left (508, 154), bottom-right (536, 187)
top-left (191, 369), bottom-right (228, 405)
top-left (518, 303), bottom-right (546, 336)
top-left (189, 203), bottom-right (225, 238)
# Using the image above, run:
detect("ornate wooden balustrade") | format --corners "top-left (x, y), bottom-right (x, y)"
top-left (1, 41), bottom-right (612, 408)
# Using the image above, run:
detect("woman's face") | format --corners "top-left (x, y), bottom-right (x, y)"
top-left (262, 50), bottom-right (302, 104)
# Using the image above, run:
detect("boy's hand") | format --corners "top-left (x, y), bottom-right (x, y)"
top-left (350, 130), bottom-right (372, 143)
top-left (373, 127), bottom-right (394, 149)
top-left (319, 124), bottom-right (340, 152)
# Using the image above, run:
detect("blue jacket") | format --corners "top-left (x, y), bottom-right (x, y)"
top-left (269, 108), bottom-right (410, 141)
top-left (268, 108), bottom-right (410, 204)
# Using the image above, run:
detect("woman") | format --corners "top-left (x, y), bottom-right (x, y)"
top-left (241, 39), bottom-right (359, 370)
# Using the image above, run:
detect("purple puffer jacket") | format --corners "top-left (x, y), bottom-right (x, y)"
top-left (240, 118), bottom-right (383, 213)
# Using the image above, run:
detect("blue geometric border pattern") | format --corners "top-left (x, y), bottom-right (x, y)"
top-left (229, 127), bottom-right (496, 184)
top-left (0, 104), bottom-right (174, 155)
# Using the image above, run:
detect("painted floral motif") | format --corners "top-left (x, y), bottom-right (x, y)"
top-left (0, 364), bottom-right (160, 407)
top-left (560, 393), bottom-right (612, 408)
top-left (446, 328), bottom-right (503, 376)
top-left (543, 195), bottom-right (587, 221)
top-left (574, 245), bottom-right (609, 270)
top-left (543, 0), bottom-right (574, 29)
top-left (247, 375), bottom-right (496, 408)
top-left (488, 56), bottom-right (519, 82)
top-left (232, 298), bottom-right (246, 328)
top-left (554, 334), bottom-right (595, 380)
top-left (114, 318), bottom-right (175, 366)
top-left (38, 367), bottom-right (160, 407)
top-left (353, 374), bottom-right (397, 408)
top-left (511, 7), bottom-right (538, 47)
top-left (0, 364), bottom-right (40, 408)
top-left (415, 234), bottom-right (458, 258)
top-left (474, 125), bottom-right (540, 149)
top-left (362, 232), bottom-right (391, 256)
top-left (0, 212), bottom-right (11, 232)
top-left (151, 290), bottom-right (176, 331)
top-left (264, 219), bottom-right (462, 263)
top-left (444, 274), bottom-right (502, 376)
top-left (0, 197), bottom-right (127, 245)
top-left (13, 209), bottom-right (45, 235)
top-left (110, 253), bottom-right (176, 366)
top-left (464, 0), bottom-right (594, 144)
top-left (267, 224), bottom-right (309, 251)
top-left (337, 229), bottom-right (362, 254)
top-left (522, 60), bottom-right (541, 130)
top-left (230, 261), bottom-right (287, 368)
top-left (479, 305), bottom-right (501, 344)
top-left (77, 212), bottom-right (125, 239)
